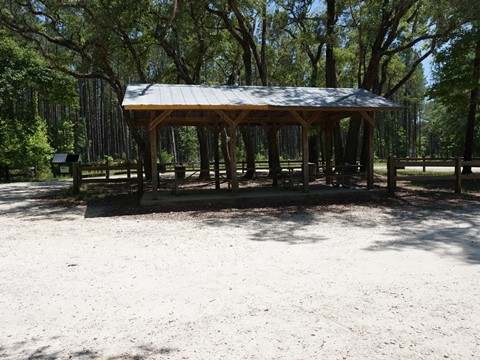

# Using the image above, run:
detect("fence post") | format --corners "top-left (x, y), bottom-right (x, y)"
top-left (387, 156), bottom-right (396, 195)
top-left (73, 162), bottom-right (80, 194)
top-left (422, 155), bottom-right (426, 173)
top-left (455, 156), bottom-right (462, 194)
top-left (137, 160), bottom-right (143, 193)
top-left (106, 159), bottom-right (110, 180)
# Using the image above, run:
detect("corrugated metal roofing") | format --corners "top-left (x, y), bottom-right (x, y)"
top-left (51, 153), bottom-right (68, 163)
top-left (122, 84), bottom-right (402, 110)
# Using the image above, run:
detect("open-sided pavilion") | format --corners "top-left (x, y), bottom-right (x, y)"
top-left (122, 84), bottom-right (402, 200)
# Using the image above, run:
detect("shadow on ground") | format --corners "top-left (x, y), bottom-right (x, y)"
top-left (363, 195), bottom-right (480, 265)
top-left (0, 340), bottom-right (178, 359)
top-left (0, 180), bottom-right (84, 221)
top-left (3, 180), bottom-right (480, 264)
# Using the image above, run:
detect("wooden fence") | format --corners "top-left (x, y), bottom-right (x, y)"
top-left (0, 165), bottom-right (37, 182)
top-left (387, 157), bottom-right (480, 194)
top-left (71, 159), bottom-right (364, 195)
top-left (72, 162), bottom-right (143, 194)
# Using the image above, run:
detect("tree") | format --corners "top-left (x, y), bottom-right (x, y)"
top-left (0, 32), bottom-right (77, 169)
top-left (430, 20), bottom-right (480, 173)
top-left (208, 0), bottom-right (272, 179)
top-left (0, 0), bottom-right (179, 177)
top-left (340, 0), bottom-right (453, 167)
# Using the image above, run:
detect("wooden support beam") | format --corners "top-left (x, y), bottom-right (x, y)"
top-left (215, 110), bottom-right (250, 127)
top-left (302, 124), bottom-right (309, 192)
top-left (150, 125), bottom-right (158, 200)
top-left (324, 128), bottom-right (333, 185)
top-left (360, 110), bottom-right (376, 126)
top-left (213, 127), bottom-right (220, 190)
top-left (366, 112), bottom-right (375, 189)
top-left (307, 111), bottom-right (323, 126)
top-left (270, 126), bottom-right (280, 188)
top-left (229, 124), bottom-right (238, 195)
top-left (289, 110), bottom-right (307, 128)
top-left (214, 110), bottom-right (234, 126)
top-left (233, 110), bottom-right (250, 126)
top-left (148, 110), bottom-right (172, 131)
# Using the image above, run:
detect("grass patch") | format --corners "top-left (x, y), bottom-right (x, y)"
top-left (56, 184), bottom-right (111, 203)
top-left (375, 168), bottom-right (452, 177)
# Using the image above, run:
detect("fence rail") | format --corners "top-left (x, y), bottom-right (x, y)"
top-left (387, 157), bottom-right (480, 194)
top-left (0, 165), bottom-right (37, 182)
top-left (71, 159), bottom-right (365, 194)
top-left (72, 162), bottom-right (143, 194)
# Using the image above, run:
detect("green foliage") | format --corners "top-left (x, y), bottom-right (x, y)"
top-left (158, 150), bottom-right (174, 164)
top-left (0, 0), bottom-right (476, 168)
top-left (428, 20), bottom-right (480, 158)
top-left (0, 114), bottom-right (53, 169)
top-left (430, 27), bottom-right (479, 109)
top-left (0, 32), bottom-right (76, 168)
top-left (54, 117), bottom-right (75, 153)
top-left (178, 127), bottom-right (199, 163)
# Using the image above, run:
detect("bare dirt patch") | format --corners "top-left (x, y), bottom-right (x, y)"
top-left (1, 180), bottom-right (480, 359)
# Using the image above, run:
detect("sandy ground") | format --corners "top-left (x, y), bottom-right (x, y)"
top-left (1, 181), bottom-right (480, 359)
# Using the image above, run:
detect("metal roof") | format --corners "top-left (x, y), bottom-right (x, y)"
top-left (122, 84), bottom-right (402, 111)
top-left (51, 153), bottom-right (68, 163)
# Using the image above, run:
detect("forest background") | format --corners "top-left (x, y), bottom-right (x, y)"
top-left (0, 0), bottom-right (479, 178)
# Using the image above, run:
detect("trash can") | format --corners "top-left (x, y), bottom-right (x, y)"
top-left (174, 165), bottom-right (186, 179)
top-left (51, 153), bottom-right (82, 177)
top-left (308, 162), bottom-right (317, 182)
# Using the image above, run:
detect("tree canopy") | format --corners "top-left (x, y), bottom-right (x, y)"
top-left (0, 0), bottom-right (478, 174)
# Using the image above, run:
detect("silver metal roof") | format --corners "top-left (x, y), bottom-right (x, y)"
top-left (51, 153), bottom-right (68, 163)
top-left (122, 84), bottom-right (402, 110)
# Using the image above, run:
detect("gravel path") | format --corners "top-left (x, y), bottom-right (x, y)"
top-left (1, 181), bottom-right (480, 359)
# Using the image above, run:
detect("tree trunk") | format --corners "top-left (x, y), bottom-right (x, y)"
top-left (344, 114), bottom-right (363, 168)
top-left (462, 34), bottom-right (480, 174)
top-left (221, 127), bottom-right (231, 179)
top-left (197, 126), bottom-right (210, 180)
top-left (325, 0), bottom-right (337, 88)
top-left (360, 121), bottom-right (369, 172)
top-left (334, 124), bottom-right (344, 166)
top-left (241, 127), bottom-right (256, 178)
top-left (308, 129), bottom-right (320, 164)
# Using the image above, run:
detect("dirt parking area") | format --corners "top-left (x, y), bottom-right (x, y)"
top-left (1, 181), bottom-right (480, 359)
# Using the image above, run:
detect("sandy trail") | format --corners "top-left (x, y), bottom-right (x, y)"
top-left (1, 181), bottom-right (479, 359)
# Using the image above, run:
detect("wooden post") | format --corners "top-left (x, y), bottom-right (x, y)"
top-left (213, 128), bottom-right (220, 190)
top-left (150, 125), bottom-right (158, 200)
top-left (302, 124), bottom-right (309, 192)
top-left (367, 119), bottom-right (374, 189)
top-left (106, 159), bottom-right (110, 180)
top-left (270, 126), bottom-right (279, 188)
top-left (324, 128), bottom-right (333, 185)
top-left (387, 156), bottom-right (395, 195)
top-left (137, 159), bottom-right (143, 193)
top-left (229, 124), bottom-right (238, 195)
top-left (174, 166), bottom-right (179, 196)
top-left (455, 156), bottom-right (462, 194)
top-left (73, 162), bottom-right (80, 194)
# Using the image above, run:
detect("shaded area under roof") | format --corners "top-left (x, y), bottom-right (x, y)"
top-left (122, 84), bottom-right (402, 111)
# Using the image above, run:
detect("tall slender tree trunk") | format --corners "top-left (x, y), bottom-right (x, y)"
top-left (462, 33), bottom-right (480, 174)
top-left (345, 115), bottom-right (363, 167)
top-left (221, 127), bottom-right (232, 179)
top-left (197, 126), bottom-right (211, 180)
top-left (325, 0), bottom-right (344, 167)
